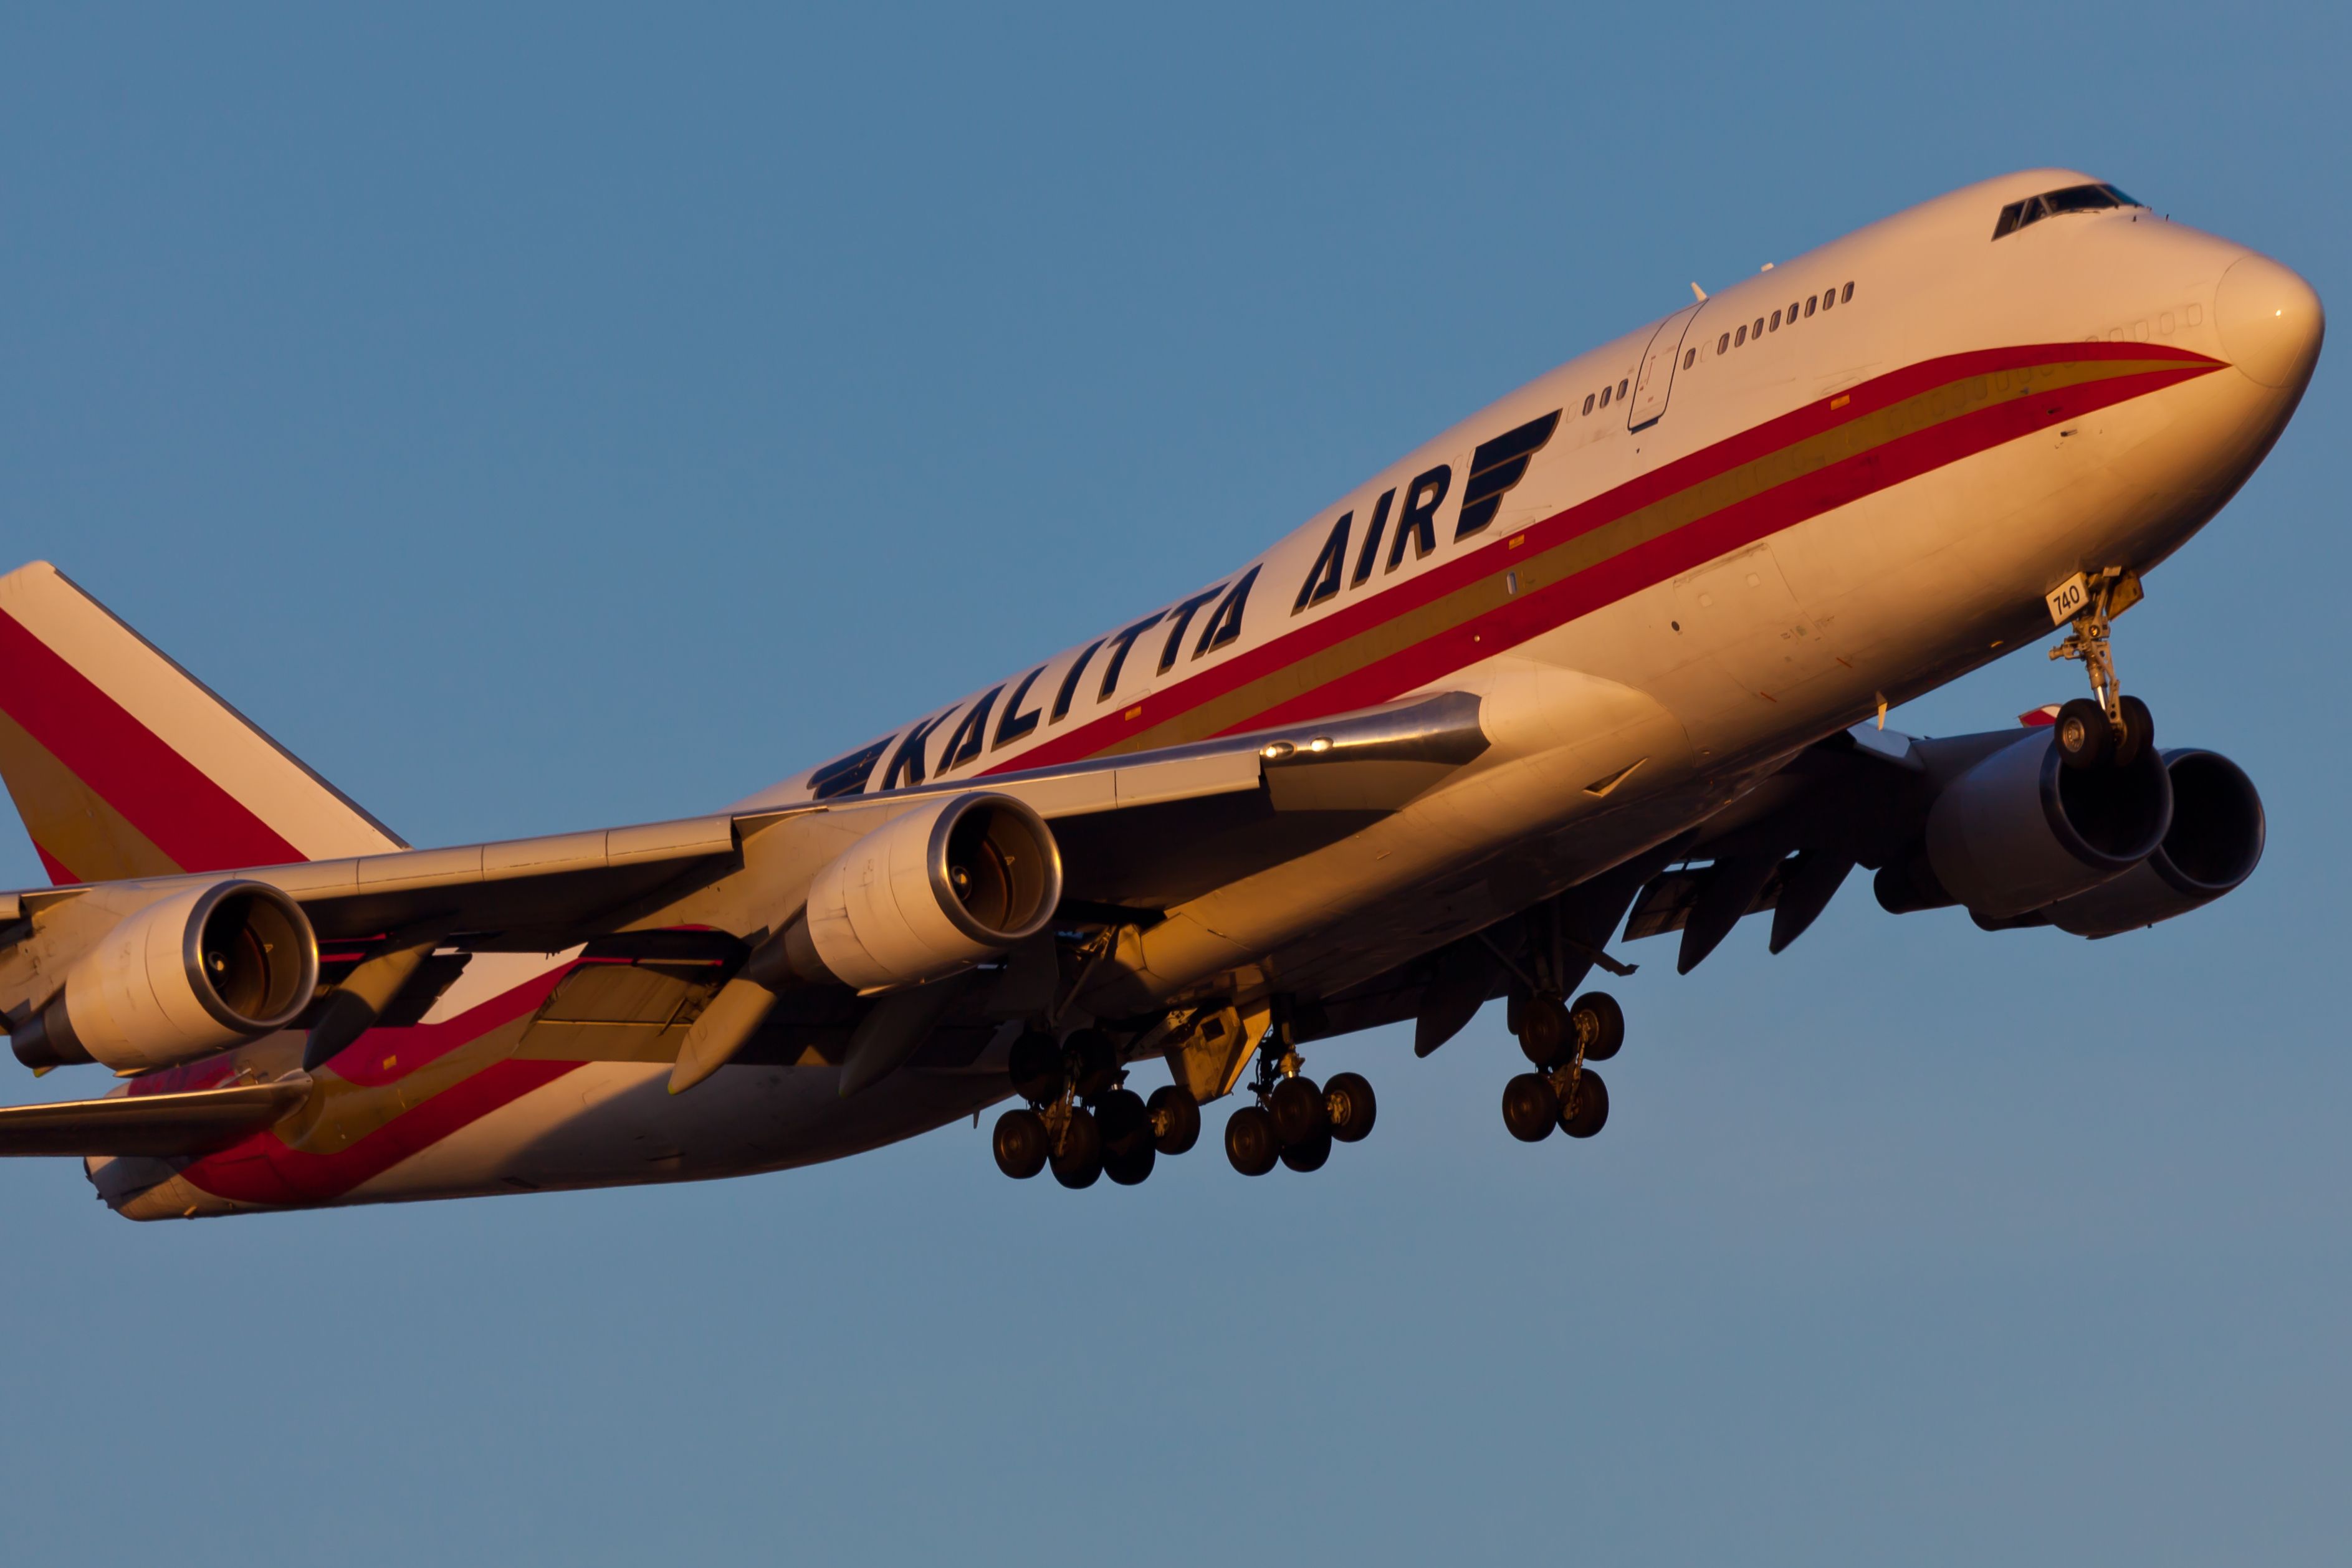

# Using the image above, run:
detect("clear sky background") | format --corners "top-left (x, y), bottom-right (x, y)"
top-left (1, 4), bottom-right (2344, 1562)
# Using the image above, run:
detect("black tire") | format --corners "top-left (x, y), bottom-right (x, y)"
top-left (1560, 1068), bottom-right (1610, 1139)
top-left (1225, 1105), bottom-right (1279, 1176)
top-left (2114, 694), bottom-right (2155, 768)
top-left (1148, 1085), bottom-right (1202, 1155)
top-left (1094, 1087), bottom-right (1152, 1157)
top-left (1105, 1142), bottom-right (1157, 1186)
top-left (992, 1108), bottom-right (1049, 1179)
top-left (2054, 698), bottom-right (2112, 771)
top-left (1051, 1107), bottom-right (1103, 1188)
top-left (1569, 991), bottom-right (1625, 1063)
top-left (1325, 1071), bottom-right (1377, 1143)
top-left (1502, 1073), bottom-right (1559, 1142)
top-left (1268, 1075), bottom-right (1328, 1147)
top-left (1279, 1127), bottom-right (1332, 1173)
top-left (1518, 993), bottom-right (1570, 1066)
top-left (1062, 1028), bottom-right (1120, 1100)
top-left (1006, 1031), bottom-right (1063, 1104)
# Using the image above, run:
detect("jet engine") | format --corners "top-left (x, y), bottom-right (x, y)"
top-left (799, 792), bottom-right (1063, 991)
top-left (2034, 749), bottom-right (2265, 937)
top-left (11, 880), bottom-right (320, 1073)
top-left (1876, 730), bottom-right (2173, 921)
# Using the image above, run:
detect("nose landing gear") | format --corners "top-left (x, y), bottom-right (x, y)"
top-left (2048, 568), bottom-right (2155, 768)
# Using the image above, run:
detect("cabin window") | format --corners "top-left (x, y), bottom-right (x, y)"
top-left (1582, 393), bottom-right (1595, 415)
top-left (1683, 348), bottom-right (1696, 369)
top-left (1841, 281), bottom-right (1854, 303)
top-left (1820, 289), bottom-right (1834, 312)
top-left (1804, 295), bottom-right (1817, 317)
top-left (1598, 384), bottom-right (1611, 408)
top-left (1717, 332), bottom-right (1730, 354)
top-left (1752, 317), bottom-right (1764, 338)
top-left (1770, 309), bottom-right (1781, 331)
top-left (1734, 324), bottom-right (1747, 346)
top-left (1617, 378), bottom-right (1628, 399)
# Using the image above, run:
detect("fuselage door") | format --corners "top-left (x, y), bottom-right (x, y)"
top-left (1624, 303), bottom-right (1703, 433)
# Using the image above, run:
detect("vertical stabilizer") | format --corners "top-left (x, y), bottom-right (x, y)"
top-left (0, 562), bottom-right (403, 885)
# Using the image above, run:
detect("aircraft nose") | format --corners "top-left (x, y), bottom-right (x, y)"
top-left (2214, 252), bottom-right (2324, 390)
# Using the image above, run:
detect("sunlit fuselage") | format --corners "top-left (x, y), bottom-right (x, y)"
top-left (97, 169), bottom-right (2321, 1217)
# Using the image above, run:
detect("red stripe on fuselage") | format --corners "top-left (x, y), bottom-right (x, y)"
top-left (1255, 353), bottom-right (2219, 725)
top-left (0, 610), bottom-right (306, 875)
top-left (178, 964), bottom-right (578, 1206)
top-left (988, 342), bottom-right (2224, 770)
top-left (316, 963), bottom-right (566, 1088)
top-left (182, 1057), bottom-right (585, 1207)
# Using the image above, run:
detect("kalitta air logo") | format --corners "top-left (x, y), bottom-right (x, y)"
top-left (808, 406), bottom-right (1561, 801)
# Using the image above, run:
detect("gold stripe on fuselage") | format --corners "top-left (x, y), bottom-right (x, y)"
top-left (1094, 351), bottom-right (2212, 758)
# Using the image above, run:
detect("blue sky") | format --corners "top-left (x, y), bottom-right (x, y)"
top-left (1, 4), bottom-right (2345, 1562)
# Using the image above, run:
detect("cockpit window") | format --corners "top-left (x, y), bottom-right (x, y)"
top-left (1991, 182), bottom-right (2143, 239)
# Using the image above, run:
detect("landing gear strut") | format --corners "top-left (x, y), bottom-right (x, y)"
top-left (2048, 568), bottom-right (2154, 768)
top-left (1224, 1002), bottom-right (1377, 1177)
top-left (992, 1025), bottom-right (1203, 1189)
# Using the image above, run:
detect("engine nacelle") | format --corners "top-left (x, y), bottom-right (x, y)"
top-left (2037, 749), bottom-right (2265, 937)
top-left (1878, 730), bottom-right (2173, 920)
top-left (14, 880), bottom-right (320, 1073)
top-left (801, 792), bottom-right (1063, 991)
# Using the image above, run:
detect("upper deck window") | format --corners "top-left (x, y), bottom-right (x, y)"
top-left (1992, 182), bottom-right (2144, 240)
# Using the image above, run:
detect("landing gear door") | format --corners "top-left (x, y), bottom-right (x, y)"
top-left (1625, 303), bottom-right (1702, 433)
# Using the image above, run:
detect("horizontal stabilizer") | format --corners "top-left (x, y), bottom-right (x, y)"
top-left (0, 1073), bottom-right (309, 1157)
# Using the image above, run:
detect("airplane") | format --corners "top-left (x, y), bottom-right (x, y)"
top-left (0, 167), bottom-right (2320, 1218)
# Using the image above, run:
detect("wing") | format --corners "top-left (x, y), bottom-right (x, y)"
top-left (134, 688), bottom-right (1492, 949)
top-left (0, 691), bottom-right (1494, 1069)
top-left (1373, 711), bottom-right (2261, 1064)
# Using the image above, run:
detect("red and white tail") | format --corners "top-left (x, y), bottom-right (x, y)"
top-left (0, 562), bottom-right (404, 886)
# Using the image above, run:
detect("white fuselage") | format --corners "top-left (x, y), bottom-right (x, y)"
top-left (100, 169), bottom-right (2320, 1217)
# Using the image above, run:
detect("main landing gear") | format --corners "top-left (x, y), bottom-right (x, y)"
top-left (2048, 568), bottom-right (2155, 770)
top-left (1501, 990), bottom-right (1620, 1145)
top-left (992, 1027), bottom-right (1203, 1189)
top-left (1223, 1028), bottom-right (1377, 1178)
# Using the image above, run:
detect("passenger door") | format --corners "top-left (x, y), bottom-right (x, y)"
top-left (1625, 303), bottom-right (1703, 433)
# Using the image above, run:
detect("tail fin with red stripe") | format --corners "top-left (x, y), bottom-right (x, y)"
top-left (0, 562), bottom-right (404, 885)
